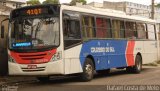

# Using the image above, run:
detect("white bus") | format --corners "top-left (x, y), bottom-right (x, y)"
top-left (1, 4), bottom-right (158, 82)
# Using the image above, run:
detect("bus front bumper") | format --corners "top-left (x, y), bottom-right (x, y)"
top-left (8, 61), bottom-right (64, 75)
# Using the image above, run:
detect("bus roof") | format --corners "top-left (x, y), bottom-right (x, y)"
top-left (61, 5), bottom-right (156, 24)
top-left (11, 4), bottom-right (156, 23)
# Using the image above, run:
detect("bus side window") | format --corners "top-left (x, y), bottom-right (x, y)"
top-left (112, 20), bottom-right (120, 38)
top-left (63, 18), bottom-right (81, 49)
top-left (63, 19), bottom-right (80, 38)
top-left (81, 15), bottom-right (95, 38)
top-left (120, 21), bottom-right (125, 38)
top-left (96, 18), bottom-right (106, 38)
top-left (112, 20), bottom-right (125, 38)
top-left (136, 23), bottom-right (147, 39)
top-left (147, 24), bottom-right (156, 40)
top-left (96, 17), bottom-right (112, 38)
top-left (125, 21), bottom-right (137, 39)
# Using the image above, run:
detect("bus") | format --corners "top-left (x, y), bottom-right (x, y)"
top-left (1, 4), bottom-right (158, 81)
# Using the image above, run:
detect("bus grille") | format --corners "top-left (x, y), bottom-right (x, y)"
top-left (19, 53), bottom-right (47, 60)
top-left (21, 67), bottom-right (45, 72)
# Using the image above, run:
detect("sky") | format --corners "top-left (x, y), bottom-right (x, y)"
top-left (24, 0), bottom-right (160, 5)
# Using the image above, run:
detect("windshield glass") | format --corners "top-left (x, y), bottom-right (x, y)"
top-left (9, 17), bottom-right (59, 50)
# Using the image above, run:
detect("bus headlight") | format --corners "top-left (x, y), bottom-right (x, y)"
top-left (8, 56), bottom-right (16, 63)
top-left (51, 52), bottom-right (62, 62)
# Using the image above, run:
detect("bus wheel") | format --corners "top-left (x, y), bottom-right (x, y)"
top-left (80, 58), bottom-right (94, 81)
top-left (126, 55), bottom-right (142, 73)
top-left (37, 76), bottom-right (50, 82)
top-left (97, 69), bottom-right (110, 75)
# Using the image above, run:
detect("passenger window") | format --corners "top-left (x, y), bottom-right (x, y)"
top-left (120, 21), bottom-right (125, 38)
top-left (96, 18), bottom-right (111, 38)
top-left (81, 15), bottom-right (95, 38)
top-left (136, 23), bottom-right (147, 39)
top-left (63, 20), bottom-right (80, 39)
top-left (112, 20), bottom-right (125, 38)
top-left (112, 20), bottom-right (120, 38)
top-left (147, 24), bottom-right (156, 40)
top-left (125, 22), bottom-right (137, 39)
top-left (63, 11), bottom-right (81, 49)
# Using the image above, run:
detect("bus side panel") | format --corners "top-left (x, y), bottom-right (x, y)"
top-left (143, 41), bottom-right (158, 64)
top-left (80, 40), bottom-right (134, 71)
top-left (64, 45), bottom-right (83, 74)
top-left (132, 41), bottom-right (144, 64)
top-left (107, 40), bottom-right (128, 68)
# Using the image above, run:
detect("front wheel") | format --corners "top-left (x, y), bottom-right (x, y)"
top-left (80, 58), bottom-right (94, 82)
top-left (126, 55), bottom-right (142, 73)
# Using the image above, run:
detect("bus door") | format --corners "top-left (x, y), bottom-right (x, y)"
top-left (63, 11), bottom-right (82, 74)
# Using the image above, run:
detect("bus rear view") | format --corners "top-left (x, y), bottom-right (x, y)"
top-left (8, 5), bottom-right (63, 77)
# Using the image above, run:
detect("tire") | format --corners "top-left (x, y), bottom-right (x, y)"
top-left (126, 55), bottom-right (142, 73)
top-left (97, 69), bottom-right (110, 75)
top-left (80, 58), bottom-right (94, 81)
top-left (37, 76), bottom-right (50, 82)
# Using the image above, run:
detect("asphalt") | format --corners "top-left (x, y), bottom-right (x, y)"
top-left (0, 65), bottom-right (160, 91)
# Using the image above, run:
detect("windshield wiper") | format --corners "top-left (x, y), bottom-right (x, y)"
top-left (53, 31), bottom-right (57, 45)
top-left (35, 20), bottom-right (43, 39)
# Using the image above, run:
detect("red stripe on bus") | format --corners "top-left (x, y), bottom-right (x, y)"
top-left (126, 41), bottom-right (135, 66)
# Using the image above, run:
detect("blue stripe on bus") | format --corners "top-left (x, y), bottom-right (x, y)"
top-left (80, 40), bottom-right (128, 70)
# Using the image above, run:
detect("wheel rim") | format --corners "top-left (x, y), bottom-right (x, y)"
top-left (137, 60), bottom-right (141, 71)
top-left (85, 64), bottom-right (93, 76)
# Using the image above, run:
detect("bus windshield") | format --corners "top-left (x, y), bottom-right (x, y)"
top-left (9, 16), bottom-right (59, 51)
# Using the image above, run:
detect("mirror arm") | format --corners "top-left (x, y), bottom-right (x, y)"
top-left (1, 18), bottom-right (9, 26)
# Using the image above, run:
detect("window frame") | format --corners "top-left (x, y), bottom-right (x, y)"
top-left (81, 15), bottom-right (96, 39)
top-left (146, 23), bottom-right (157, 40)
top-left (62, 10), bottom-right (82, 50)
top-left (136, 22), bottom-right (147, 39)
top-left (62, 10), bottom-right (157, 42)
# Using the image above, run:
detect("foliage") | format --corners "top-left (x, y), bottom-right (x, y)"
top-left (42, 0), bottom-right (59, 4)
top-left (156, 3), bottom-right (160, 7)
top-left (70, 0), bottom-right (87, 5)
top-left (27, 0), bottom-right (41, 5)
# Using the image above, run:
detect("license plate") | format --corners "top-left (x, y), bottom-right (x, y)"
top-left (27, 65), bottom-right (37, 69)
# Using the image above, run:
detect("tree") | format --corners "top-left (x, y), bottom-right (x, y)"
top-left (42, 0), bottom-right (59, 4)
top-left (27, 0), bottom-right (41, 5)
top-left (156, 3), bottom-right (160, 7)
top-left (70, 0), bottom-right (87, 5)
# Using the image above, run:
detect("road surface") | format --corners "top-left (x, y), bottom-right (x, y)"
top-left (1, 66), bottom-right (160, 91)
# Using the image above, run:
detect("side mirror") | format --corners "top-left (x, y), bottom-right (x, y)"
top-left (1, 18), bottom-right (9, 38)
top-left (1, 25), bottom-right (4, 38)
